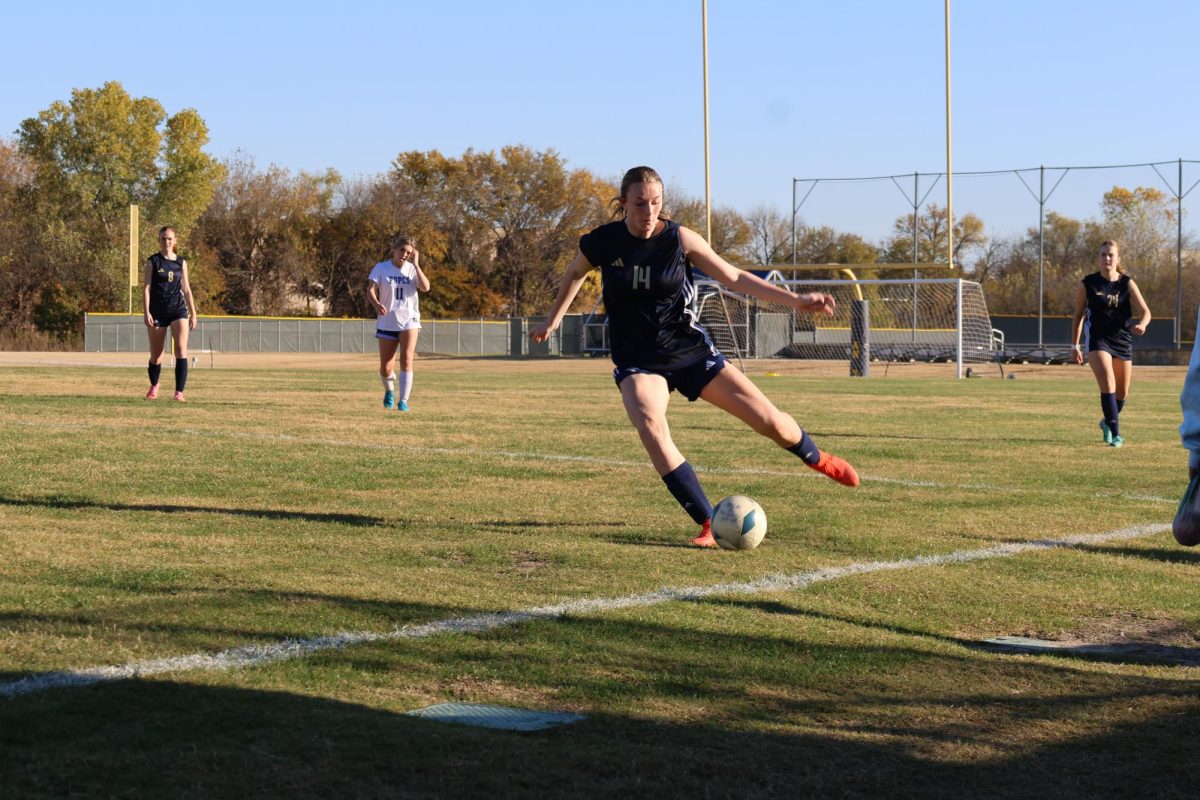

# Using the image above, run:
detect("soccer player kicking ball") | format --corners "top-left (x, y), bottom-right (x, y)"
top-left (531, 166), bottom-right (858, 548)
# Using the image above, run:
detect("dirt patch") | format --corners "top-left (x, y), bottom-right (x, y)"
top-left (1043, 611), bottom-right (1200, 648)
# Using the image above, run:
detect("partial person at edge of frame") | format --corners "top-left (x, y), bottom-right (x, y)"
top-left (1174, 304), bottom-right (1200, 546)
top-left (143, 225), bottom-right (197, 402)
top-left (530, 165), bottom-right (859, 549)
top-left (1070, 239), bottom-right (1151, 448)
top-left (367, 235), bottom-right (430, 412)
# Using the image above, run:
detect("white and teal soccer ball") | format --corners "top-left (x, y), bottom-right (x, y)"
top-left (711, 496), bottom-right (767, 551)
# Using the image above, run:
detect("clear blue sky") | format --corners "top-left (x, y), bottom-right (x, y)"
top-left (3, 1), bottom-right (1198, 244)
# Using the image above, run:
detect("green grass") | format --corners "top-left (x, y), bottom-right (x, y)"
top-left (0, 359), bottom-right (1196, 798)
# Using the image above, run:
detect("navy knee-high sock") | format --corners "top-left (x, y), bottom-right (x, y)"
top-left (786, 429), bottom-right (821, 465)
top-left (662, 462), bottom-right (712, 525)
top-left (1101, 393), bottom-right (1119, 437)
top-left (1117, 398), bottom-right (1125, 414)
top-left (148, 361), bottom-right (162, 387)
top-left (175, 360), bottom-right (189, 392)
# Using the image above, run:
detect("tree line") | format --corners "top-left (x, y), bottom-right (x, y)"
top-left (1, 82), bottom-right (1195, 347)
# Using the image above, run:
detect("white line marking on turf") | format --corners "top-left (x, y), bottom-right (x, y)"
top-left (0, 523), bottom-right (1170, 698)
top-left (4, 417), bottom-right (1178, 505)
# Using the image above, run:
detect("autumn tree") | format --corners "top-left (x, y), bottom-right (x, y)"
top-left (197, 153), bottom-right (336, 315)
top-left (741, 205), bottom-right (793, 266)
top-left (669, 195), bottom-right (752, 265)
top-left (881, 203), bottom-right (986, 269)
top-left (390, 145), bottom-right (612, 316)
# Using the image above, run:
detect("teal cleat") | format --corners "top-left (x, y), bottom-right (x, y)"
top-left (383, 390), bottom-right (395, 409)
top-left (1099, 419), bottom-right (1113, 444)
top-left (1110, 435), bottom-right (1124, 448)
top-left (397, 399), bottom-right (410, 412)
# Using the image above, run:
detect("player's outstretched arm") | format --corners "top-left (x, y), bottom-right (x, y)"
top-left (679, 226), bottom-right (835, 317)
top-left (530, 251), bottom-right (594, 342)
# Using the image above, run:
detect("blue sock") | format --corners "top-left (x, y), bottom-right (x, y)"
top-left (662, 462), bottom-right (712, 525)
top-left (148, 361), bottom-right (161, 386)
top-left (787, 430), bottom-right (821, 465)
top-left (175, 360), bottom-right (189, 393)
top-left (1101, 393), bottom-right (1119, 437)
top-left (1117, 398), bottom-right (1125, 414)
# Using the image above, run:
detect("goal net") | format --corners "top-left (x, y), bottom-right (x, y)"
top-left (694, 278), bottom-right (999, 377)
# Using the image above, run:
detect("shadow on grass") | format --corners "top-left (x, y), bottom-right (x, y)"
top-left (718, 598), bottom-right (1200, 669)
top-left (1072, 544), bottom-right (1200, 565)
top-left (0, 495), bottom-right (387, 527)
top-left (1, 611), bottom-right (1198, 798)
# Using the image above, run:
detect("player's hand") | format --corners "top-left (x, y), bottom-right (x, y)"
top-left (189, 315), bottom-right (197, 331)
top-left (1131, 323), bottom-right (1146, 336)
top-left (1072, 345), bottom-right (1084, 364)
top-left (796, 292), bottom-right (836, 316)
top-left (530, 319), bottom-right (556, 343)
top-left (374, 302), bottom-right (387, 316)
top-left (144, 313), bottom-right (155, 328)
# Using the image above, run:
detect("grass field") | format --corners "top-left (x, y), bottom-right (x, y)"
top-left (0, 354), bottom-right (1196, 798)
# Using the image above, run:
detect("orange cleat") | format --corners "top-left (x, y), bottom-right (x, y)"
top-left (809, 450), bottom-right (859, 487)
top-left (690, 519), bottom-right (717, 548)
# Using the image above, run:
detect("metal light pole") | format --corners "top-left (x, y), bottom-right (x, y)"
top-left (702, 0), bottom-right (712, 243)
top-left (944, 0), bottom-right (953, 269)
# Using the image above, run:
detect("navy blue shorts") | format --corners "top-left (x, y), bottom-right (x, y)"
top-left (150, 305), bottom-right (189, 328)
top-left (613, 353), bottom-right (726, 402)
top-left (1088, 334), bottom-right (1132, 362)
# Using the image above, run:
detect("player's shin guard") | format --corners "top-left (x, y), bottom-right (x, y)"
top-left (398, 371), bottom-right (413, 402)
top-left (148, 361), bottom-right (162, 387)
top-left (1100, 393), bottom-right (1120, 438)
top-left (662, 461), bottom-right (712, 525)
top-left (380, 373), bottom-right (396, 392)
top-left (174, 360), bottom-right (188, 392)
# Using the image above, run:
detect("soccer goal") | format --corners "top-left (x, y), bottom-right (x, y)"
top-left (694, 278), bottom-right (1001, 378)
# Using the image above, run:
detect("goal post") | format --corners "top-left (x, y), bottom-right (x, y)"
top-left (693, 277), bottom-right (999, 378)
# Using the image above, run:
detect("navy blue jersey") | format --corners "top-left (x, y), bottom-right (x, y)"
top-left (1082, 271), bottom-right (1133, 349)
top-left (148, 253), bottom-right (187, 317)
top-left (580, 220), bottom-right (717, 370)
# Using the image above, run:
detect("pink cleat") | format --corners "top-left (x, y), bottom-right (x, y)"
top-left (690, 519), bottom-right (717, 548)
top-left (145, 385), bottom-right (159, 400)
top-left (173, 391), bottom-right (186, 402)
top-left (809, 450), bottom-right (860, 487)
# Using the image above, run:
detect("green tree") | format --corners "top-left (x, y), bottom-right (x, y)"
top-left (15, 81), bottom-right (222, 333)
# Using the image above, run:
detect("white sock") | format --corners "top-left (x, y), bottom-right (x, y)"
top-left (398, 371), bottom-right (413, 401)
top-left (380, 373), bottom-right (395, 392)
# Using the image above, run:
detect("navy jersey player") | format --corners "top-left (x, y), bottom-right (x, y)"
top-left (1070, 239), bottom-right (1151, 447)
top-left (531, 166), bottom-right (859, 548)
top-left (367, 235), bottom-right (430, 411)
top-left (142, 226), bottom-right (197, 402)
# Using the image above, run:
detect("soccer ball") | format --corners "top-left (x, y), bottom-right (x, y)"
top-left (711, 495), bottom-right (767, 551)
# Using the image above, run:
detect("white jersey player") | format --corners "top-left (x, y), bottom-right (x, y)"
top-left (367, 236), bottom-right (430, 411)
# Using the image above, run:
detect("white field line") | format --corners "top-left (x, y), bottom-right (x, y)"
top-left (0, 523), bottom-right (1170, 698)
top-left (5, 417), bottom-right (1179, 505)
